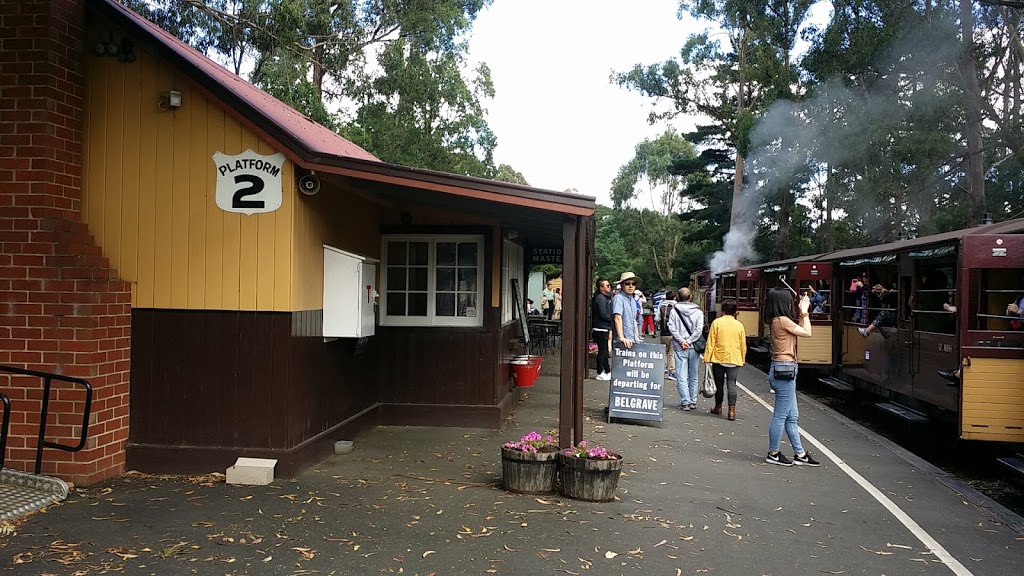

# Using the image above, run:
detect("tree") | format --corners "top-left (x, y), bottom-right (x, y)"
top-left (120, 0), bottom-right (500, 177)
top-left (609, 129), bottom-right (703, 285)
top-left (494, 164), bottom-right (529, 185)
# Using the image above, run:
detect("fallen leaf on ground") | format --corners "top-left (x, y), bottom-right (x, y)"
top-left (604, 551), bottom-right (618, 559)
top-left (422, 550), bottom-right (435, 558)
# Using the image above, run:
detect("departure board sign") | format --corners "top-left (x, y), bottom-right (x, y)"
top-left (608, 342), bottom-right (665, 423)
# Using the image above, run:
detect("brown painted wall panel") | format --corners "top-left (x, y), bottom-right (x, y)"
top-left (129, 309), bottom-right (379, 455)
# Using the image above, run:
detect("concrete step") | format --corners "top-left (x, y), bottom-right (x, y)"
top-left (819, 377), bottom-right (855, 392)
top-left (0, 469), bottom-right (69, 521)
top-left (875, 402), bottom-right (929, 423)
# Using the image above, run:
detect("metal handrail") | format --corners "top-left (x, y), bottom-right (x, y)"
top-left (0, 393), bottom-right (10, 471)
top-left (0, 365), bottom-right (92, 475)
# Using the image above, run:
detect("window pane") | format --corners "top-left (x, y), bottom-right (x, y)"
top-left (458, 293), bottom-right (477, 317)
top-left (409, 267), bottom-right (428, 291)
top-left (387, 267), bottom-right (407, 290)
top-left (436, 267), bottom-right (455, 291)
top-left (437, 242), bottom-right (456, 266)
top-left (386, 292), bottom-right (406, 316)
top-left (458, 242), bottom-right (477, 266)
top-left (436, 293), bottom-right (456, 317)
top-left (408, 293), bottom-right (428, 316)
top-left (387, 242), bottom-right (407, 265)
top-left (458, 267), bottom-right (478, 291)
top-left (410, 242), bottom-right (429, 266)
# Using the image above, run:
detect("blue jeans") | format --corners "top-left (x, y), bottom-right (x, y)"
top-left (673, 343), bottom-right (699, 405)
top-left (768, 361), bottom-right (805, 454)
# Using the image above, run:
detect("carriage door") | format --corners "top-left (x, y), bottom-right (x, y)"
top-left (896, 256), bottom-right (915, 400)
top-left (908, 245), bottom-right (959, 412)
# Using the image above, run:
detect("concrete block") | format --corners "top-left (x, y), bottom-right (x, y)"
top-left (226, 457), bottom-right (278, 486)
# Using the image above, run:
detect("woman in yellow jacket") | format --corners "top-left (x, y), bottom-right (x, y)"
top-left (702, 300), bottom-right (747, 420)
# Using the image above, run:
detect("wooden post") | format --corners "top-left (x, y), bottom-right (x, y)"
top-left (560, 218), bottom-right (578, 447)
top-left (573, 216), bottom-right (590, 444)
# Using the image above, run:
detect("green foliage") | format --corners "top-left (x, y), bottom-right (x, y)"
top-left (122, 0), bottom-right (499, 178)
top-left (493, 164), bottom-right (529, 186)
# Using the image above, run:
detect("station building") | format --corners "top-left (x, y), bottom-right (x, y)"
top-left (0, 0), bottom-right (594, 484)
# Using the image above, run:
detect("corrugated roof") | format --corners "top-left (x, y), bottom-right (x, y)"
top-left (823, 218), bottom-right (1024, 262)
top-left (96, 0), bottom-right (379, 163)
top-left (92, 0), bottom-right (596, 216)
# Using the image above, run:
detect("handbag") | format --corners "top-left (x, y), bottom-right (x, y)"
top-left (675, 306), bottom-right (707, 354)
top-left (540, 298), bottom-right (549, 310)
top-left (773, 364), bottom-right (797, 381)
top-left (700, 363), bottom-right (717, 398)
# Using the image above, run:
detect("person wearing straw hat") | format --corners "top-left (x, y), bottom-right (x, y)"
top-left (612, 272), bottom-right (642, 349)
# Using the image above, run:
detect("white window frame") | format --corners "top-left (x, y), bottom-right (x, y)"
top-left (380, 234), bottom-right (485, 327)
top-left (501, 240), bottom-right (524, 325)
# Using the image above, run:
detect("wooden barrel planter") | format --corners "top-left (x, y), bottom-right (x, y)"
top-left (501, 446), bottom-right (559, 494)
top-left (557, 452), bottom-right (623, 502)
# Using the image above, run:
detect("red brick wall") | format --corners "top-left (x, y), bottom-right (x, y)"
top-left (0, 0), bottom-right (131, 485)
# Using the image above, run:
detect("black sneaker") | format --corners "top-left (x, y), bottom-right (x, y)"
top-left (937, 369), bottom-right (960, 386)
top-left (793, 452), bottom-right (820, 467)
top-left (765, 452), bottom-right (793, 466)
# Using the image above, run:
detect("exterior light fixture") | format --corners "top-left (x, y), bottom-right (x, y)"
top-left (159, 90), bottom-right (182, 111)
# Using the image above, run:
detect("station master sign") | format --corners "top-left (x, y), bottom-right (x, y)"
top-left (213, 150), bottom-right (286, 215)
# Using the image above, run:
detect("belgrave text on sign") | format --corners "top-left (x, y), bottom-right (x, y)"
top-left (608, 342), bottom-right (665, 423)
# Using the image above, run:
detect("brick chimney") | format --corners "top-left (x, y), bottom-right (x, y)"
top-left (0, 0), bottom-right (131, 485)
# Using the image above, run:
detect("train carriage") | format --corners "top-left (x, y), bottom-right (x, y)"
top-left (819, 218), bottom-right (1024, 440)
top-left (713, 268), bottom-right (761, 342)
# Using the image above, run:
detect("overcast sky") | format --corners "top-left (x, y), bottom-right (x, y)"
top-left (467, 1), bottom-right (702, 206)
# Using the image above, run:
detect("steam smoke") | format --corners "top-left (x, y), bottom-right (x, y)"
top-left (707, 17), bottom-right (962, 275)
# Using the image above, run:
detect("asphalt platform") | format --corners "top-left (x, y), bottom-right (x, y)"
top-left (1, 356), bottom-right (1022, 575)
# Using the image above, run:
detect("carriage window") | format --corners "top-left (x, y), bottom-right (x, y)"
top-left (800, 279), bottom-right (831, 319)
top-left (972, 269), bottom-right (1024, 332)
top-left (911, 262), bottom-right (956, 335)
top-left (738, 279), bottom-right (760, 309)
top-left (841, 264), bottom-right (898, 326)
top-left (720, 275), bottom-right (737, 300)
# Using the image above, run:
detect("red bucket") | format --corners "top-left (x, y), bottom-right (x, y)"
top-left (512, 355), bottom-right (543, 387)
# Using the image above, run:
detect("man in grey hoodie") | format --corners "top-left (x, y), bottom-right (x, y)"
top-left (667, 287), bottom-right (705, 410)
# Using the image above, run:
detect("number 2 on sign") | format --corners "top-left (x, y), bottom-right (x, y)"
top-left (232, 175), bottom-right (265, 210)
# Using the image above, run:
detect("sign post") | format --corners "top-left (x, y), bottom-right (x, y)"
top-left (607, 342), bottom-right (665, 425)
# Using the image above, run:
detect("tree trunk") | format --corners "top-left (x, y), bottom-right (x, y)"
top-left (730, 26), bottom-right (748, 229)
top-left (959, 0), bottom-right (986, 224)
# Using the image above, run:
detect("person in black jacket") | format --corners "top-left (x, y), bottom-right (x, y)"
top-left (591, 277), bottom-right (613, 380)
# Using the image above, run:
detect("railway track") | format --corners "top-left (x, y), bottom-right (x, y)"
top-left (799, 377), bottom-right (1024, 518)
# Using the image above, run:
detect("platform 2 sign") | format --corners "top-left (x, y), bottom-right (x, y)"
top-left (608, 342), bottom-right (665, 423)
top-left (213, 150), bottom-right (285, 215)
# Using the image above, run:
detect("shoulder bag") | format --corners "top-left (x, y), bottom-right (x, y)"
top-left (674, 306), bottom-right (706, 354)
top-left (700, 363), bottom-right (716, 398)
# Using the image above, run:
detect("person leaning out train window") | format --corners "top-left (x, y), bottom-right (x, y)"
top-left (807, 281), bottom-right (829, 314)
top-left (857, 282), bottom-right (897, 338)
top-left (1007, 292), bottom-right (1024, 331)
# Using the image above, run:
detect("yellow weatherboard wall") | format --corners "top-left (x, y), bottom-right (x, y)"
top-left (82, 34), bottom-right (293, 312)
top-left (961, 357), bottom-right (1024, 442)
top-left (736, 311), bottom-right (759, 340)
top-left (798, 325), bottom-right (833, 364)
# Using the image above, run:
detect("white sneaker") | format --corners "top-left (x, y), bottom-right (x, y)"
top-left (597, 372), bottom-right (611, 381)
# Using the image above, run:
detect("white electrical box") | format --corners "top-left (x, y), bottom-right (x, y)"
top-left (323, 245), bottom-right (378, 338)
